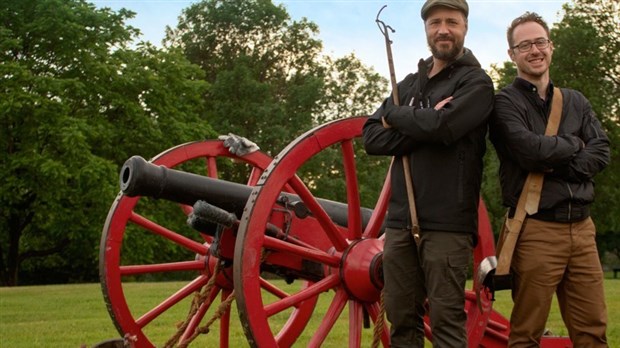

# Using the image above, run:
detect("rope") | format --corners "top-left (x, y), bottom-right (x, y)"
top-left (163, 260), bottom-right (223, 348)
top-left (177, 290), bottom-right (236, 348)
top-left (163, 248), bottom-right (271, 347)
top-left (371, 289), bottom-right (386, 348)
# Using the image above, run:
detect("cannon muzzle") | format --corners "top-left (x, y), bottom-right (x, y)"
top-left (120, 155), bottom-right (251, 217)
top-left (120, 156), bottom-right (374, 228)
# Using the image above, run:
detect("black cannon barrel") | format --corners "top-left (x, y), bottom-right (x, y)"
top-left (121, 156), bottom-right (252, 217)
top-left (120, 156), bottom-right (375, 229)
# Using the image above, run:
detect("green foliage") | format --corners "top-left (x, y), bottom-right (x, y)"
top-left (316, 54), bottom-right (388, 124)
top-left (488, 61), bottom-right (517, 91)
top-left (297, 54), bottom-right (389, 205)
top-left (481, 144), bottom-right (506, 234)
top-left (165, 0), bottom-right (387, 156)
top-left (165, 0), bottom-right (323, 155)
top-left (0, 0), bottom-right (212, 285)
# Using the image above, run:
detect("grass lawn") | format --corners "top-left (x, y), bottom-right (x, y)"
top-left (0, 277), bottom-right (617, 347)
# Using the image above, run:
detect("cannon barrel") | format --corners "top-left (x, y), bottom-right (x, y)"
top-left (120, 156), bottom-right (374, 228)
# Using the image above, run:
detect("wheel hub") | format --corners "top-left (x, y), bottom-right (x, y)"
top-left (338, 238), bottom-right (383, 303)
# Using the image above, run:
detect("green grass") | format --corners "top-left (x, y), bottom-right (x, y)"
top-left (0, 278), bottom-right (617, 347)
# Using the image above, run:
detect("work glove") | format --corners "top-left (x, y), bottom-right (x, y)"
top-left (218, 133), bottom-right (260, 156)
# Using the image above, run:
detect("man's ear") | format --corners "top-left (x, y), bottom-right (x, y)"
top-left (508, 48), bottom-right (515, 62)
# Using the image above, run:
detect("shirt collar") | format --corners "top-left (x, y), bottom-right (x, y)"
top-left (512, 77), bottom-right (556, 116)
top-left (512, 77), bottom-right (555, 101)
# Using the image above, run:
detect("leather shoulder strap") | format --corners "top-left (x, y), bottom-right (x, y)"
top-left (545, 87), bottom-right (563, 136)
top-left (496, 87), bottom-right (564, 275)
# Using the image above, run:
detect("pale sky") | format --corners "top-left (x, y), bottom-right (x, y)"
top-left (91, 0), bottom-right (567, 80)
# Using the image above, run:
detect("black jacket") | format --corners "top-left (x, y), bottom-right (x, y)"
top-left (363, 49), bottom-right (494, 234)
top-left (489, 78), bottom-right (610, 222)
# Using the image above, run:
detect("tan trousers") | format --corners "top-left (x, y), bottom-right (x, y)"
top-left (509, 217), bottom-right (608, 347)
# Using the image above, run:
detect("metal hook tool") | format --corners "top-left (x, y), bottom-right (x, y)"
top-left (375, 5), bottom-right (399, 103)
top-left (375, 5), bottom-right (421, 242)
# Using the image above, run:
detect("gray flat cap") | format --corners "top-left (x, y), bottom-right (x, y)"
top-left (421, 0), bottom-right (469, 19)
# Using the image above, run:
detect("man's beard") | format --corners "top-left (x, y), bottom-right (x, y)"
top-left (428, 36), bottom-right (464, 61)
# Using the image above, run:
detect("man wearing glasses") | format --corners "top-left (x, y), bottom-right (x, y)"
top-left (490, 12), bottom-right (609, 347)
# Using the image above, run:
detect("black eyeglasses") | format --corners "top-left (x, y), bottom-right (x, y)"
top-left (511, 38), bottom-right (551, 52)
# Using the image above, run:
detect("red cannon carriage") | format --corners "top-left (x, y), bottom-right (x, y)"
top-left (99, 116), bottom-right (572, 347)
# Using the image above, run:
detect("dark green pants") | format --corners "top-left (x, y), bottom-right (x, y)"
top-left (383, 228), bottom-right (473, 347)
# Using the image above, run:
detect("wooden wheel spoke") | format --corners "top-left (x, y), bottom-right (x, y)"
top-left (308, 288), bottom-right (349, 347)
top-left (179, 285), bottom-right (222, 342)
top-left (120, 260), bottom-right (205, 276)
top-left (465, 290), bottom-right (477, 301)
top-left (248, 167), bottom-right (263, 185)
top-left (364, 302), bottom-right (390, 346)
top-left (129, 212), bottom-right (208, 255)
top-left (363, 166), bottom-right (391, 239)
top-left (341, 139), bottom-right (363, 240)
top-left (288, 176), bottom-right (349, 251)
top-left (264, 274), bottom-right (339, 317)
top-left (263, 235), bottom-right (340, 267)
top-left (218, 289), bottom-right (233, 346)
top-left (260, 277), bottom-right (290, 300)
top-left (348, 300), bottom-right (363, 347)
top-left (206, 156), bottom-right (218, 178)
top-left (136, 275), bottom-right (210, 328)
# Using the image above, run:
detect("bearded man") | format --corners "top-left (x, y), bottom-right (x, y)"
top-left (363, 0), bottom-right (494, 346)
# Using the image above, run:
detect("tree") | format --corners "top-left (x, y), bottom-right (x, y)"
top-left (165, 0), bottom-right (387, 156)
top-left (165, 0), bottom-right (389, 205)
top-left (165, 0), bottom-right (321, 155)
top-left (300, 54), bottom-right (390, 205)
top-left (0, 0), bottom-right (212, 285)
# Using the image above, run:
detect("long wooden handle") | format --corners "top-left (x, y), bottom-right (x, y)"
top-left (377, 7), bottom-right (419, 237)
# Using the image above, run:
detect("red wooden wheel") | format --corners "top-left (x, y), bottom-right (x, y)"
top-left (233, 116), bottom-right (497, 347)
top-left (99, 140), bottom-right (317, 347)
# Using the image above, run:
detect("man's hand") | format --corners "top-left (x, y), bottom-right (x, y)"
top-left (382, 103), bottom-right (403, 128)
top-left (434, 96), bottom-right (453, 110)
top-left (217, 133), bottom-right (260, 156)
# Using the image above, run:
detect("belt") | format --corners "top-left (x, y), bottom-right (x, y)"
top-left (509, 202), bottom-right (590, 223)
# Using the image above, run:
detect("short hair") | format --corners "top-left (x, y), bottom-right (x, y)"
top-left (507, 12), bottom-right (550, 48)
